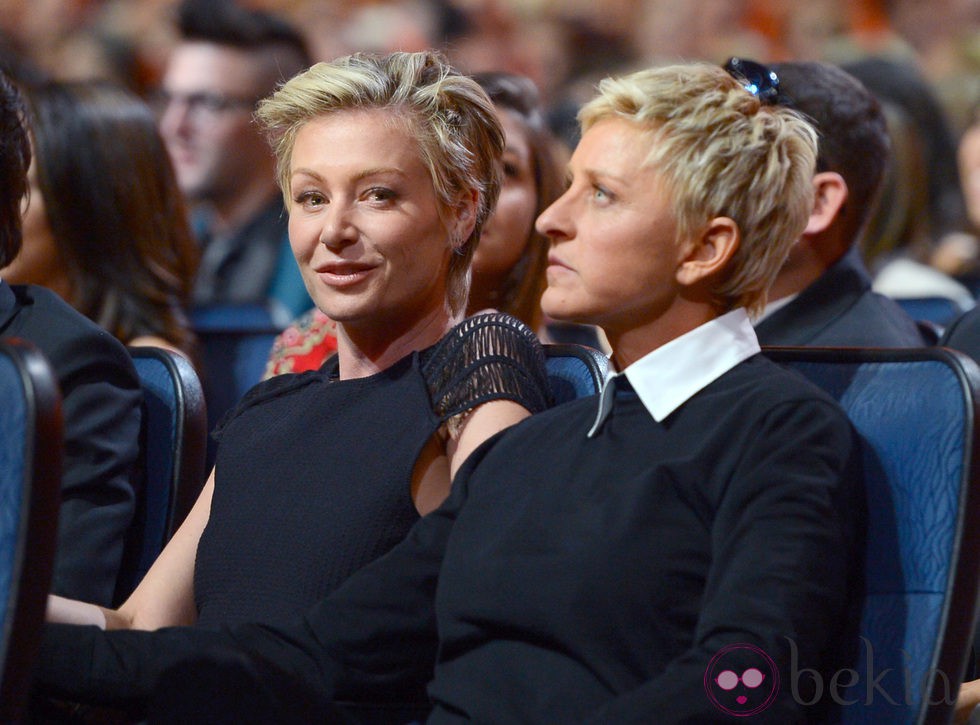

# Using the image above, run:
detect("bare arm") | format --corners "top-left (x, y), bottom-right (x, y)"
top-left (412, 400), bottom-right (531, 516)
top-left (446, 399), bottom-right (531, 478)
top-left (46, 469), bottom-right (216, 631)
top-left (412, 312), bottom-right (550, 515)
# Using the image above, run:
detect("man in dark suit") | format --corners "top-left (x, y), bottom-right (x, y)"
top-left (753, 61), bottom-right (928, 347)
top-left (0, 70), bottom-right (142, 606)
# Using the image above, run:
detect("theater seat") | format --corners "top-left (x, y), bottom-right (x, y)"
top-left (190, 304), bottom-right (283, 467)
top-left (894, 296), bottom-right (967, 328)
top-left (0, 338), bottom-right (62, 722)
top-left (543, 343), bottom-right (609, 404)
top-left (765, 346), bottom-right (980, 725)
top-left (114, 347), bottom-right (207, 603)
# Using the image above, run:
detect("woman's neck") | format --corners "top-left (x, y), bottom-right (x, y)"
top-left (605, 299), bottom-right (718, 371)
top-left (335, 305), bottom-right (459, 380)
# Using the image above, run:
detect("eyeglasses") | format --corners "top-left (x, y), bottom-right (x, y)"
top-left (723, 57), bottom-right (781, 105)
top-left (151, 90), bottom-right (259, 122)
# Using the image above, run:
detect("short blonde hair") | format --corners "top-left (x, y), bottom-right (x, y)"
top-left (579, 62), bottom-right (818, 315)
top-left (256, 50), bottom-right (503, 315)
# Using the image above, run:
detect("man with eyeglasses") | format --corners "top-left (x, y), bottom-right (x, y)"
top-left (156, 0), bottom-right (312, 325)
top-left (737, 59), bottom-right (929, 348)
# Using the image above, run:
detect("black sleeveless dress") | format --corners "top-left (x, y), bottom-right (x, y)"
top-left (193, 312), bottom-right (551, 627)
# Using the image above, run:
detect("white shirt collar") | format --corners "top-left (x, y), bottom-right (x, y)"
top-left (588, 308), bottom-right (760, 436)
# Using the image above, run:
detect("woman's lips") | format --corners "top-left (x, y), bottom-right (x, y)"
top-left (546, 255), bottom-right (573, 275)
top-left (316, 262), bottom-right (376, 288)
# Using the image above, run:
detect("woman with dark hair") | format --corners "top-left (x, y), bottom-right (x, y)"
top-left (0, 69), bottom-right (29, 255)
top-left (467, 70), bottom-right (563, 330)
top-left (0, 69), bottom-right (143, 608)
top-left (1, 78), bottom-right (199, 359)
top-left (841, 57), bottom-right (976, 311)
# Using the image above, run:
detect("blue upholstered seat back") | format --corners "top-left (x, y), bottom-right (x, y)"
top-left (543, 344), bottom-right (608, 404)
top-left (894, 296), bottom-right (965, 328)
top-left (190, 305), bottom-right (281, 468)
top-left (0, 350), bottom-right (28, 646)
top-left (128, 353), bottom-right (180, 588)
top-left (191, 304), bottom-right (281, 403)
top-left (776, 350), bottom-right (980, 725)
top-left (0, 339), bottom-right (61, 721)
top-left (117, 348), bottom-right (207, 601)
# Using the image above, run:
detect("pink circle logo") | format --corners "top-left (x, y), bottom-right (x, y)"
top-left (703, 643), bottom-right (780, 716)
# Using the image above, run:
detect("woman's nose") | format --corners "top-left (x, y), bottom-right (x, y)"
top-left (318, 205), bottom-right (358, 249)
top-left (535, 190), bottom-right (572, 241)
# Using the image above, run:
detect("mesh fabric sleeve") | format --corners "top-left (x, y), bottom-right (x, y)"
top-left (421, 312), bottom-right (552, 430)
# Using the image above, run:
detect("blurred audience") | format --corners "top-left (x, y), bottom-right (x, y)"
top-left (957, 106), bottom-right (980, 243)
top-left (155, 0), bottom-right (312, 324)
top-left (0, 68), bottom-right (142, 607)
top-left (948, 104), bottom-right (980, 293)
top-left (2, 77), bottom-right (199, 360)
top-left (869, 98), bottom-right (977, 313)
top-left (843, 56), bottom-right (976, 311)
top-left (750, 59), bottom-right (928, 346)
top-left (6, 3), bottom-right (980, 203)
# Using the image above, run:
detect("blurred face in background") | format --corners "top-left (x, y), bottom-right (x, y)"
top-left (1, 156), bottom-right (71, 300)
top-left (156, 41), bottom-right (273, 207)
top-left (958, 121), bottom-right (980, 229)
top-left (472, 107), bottom-right (538, 283)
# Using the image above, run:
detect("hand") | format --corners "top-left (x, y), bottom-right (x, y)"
top-left (46, 593), bottom-right (107, 628)
top-left (954, 678), bottom-right (980, 725)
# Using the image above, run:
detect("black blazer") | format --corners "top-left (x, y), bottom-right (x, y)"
top-left (755, 247), bottom-right (929, 347)
top-left (0, 281), bottom-right (142, 605)
top-left (940, 306), bottom-right (980, 360)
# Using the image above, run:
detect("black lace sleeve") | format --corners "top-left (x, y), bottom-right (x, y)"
top-left (420, 312), bottom-right (552, 431)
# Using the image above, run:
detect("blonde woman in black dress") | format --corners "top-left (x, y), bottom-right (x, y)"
top-left (45, 50), bottom-right (550, 634)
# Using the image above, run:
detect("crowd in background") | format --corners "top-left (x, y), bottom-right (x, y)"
top-left (4, 0), bottom-right (980, 297)
top-left (4, 0), bottom-right (980, 121)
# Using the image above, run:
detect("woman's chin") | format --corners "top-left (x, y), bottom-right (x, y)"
top-left (541, 291), bottom-right (585, 324)
top-left (309, 300), bottom-right (363, 326)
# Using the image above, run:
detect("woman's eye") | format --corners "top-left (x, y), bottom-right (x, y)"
top-left (592, 185), bottom-right (612, 202)
top-left (503, 162), bottom-right (519, 178)
top-left (365, 187), bottom-right (395, 202)
top-left (294, 191), bottom-right (325, 207)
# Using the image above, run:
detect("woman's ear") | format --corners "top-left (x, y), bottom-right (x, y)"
top-left (803, 171), bottom-right (848, 236)
top-left (450, 189), bottom-right (479, 250)
top-left (676, 216), bottom-right (740, 286)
